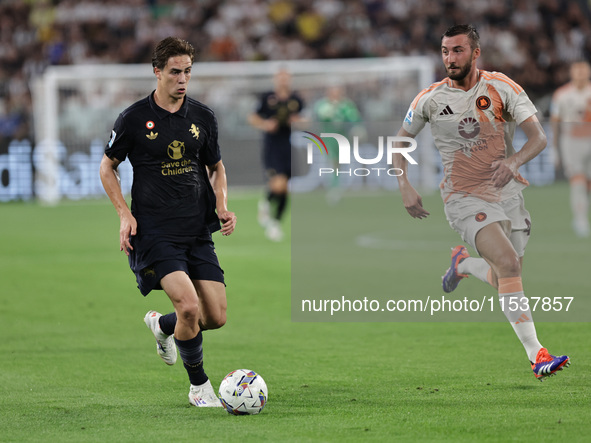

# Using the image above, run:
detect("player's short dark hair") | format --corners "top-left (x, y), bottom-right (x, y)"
top-left (151, 37), bottom-right (195, 70)
top-left (442, 24), bottom-right (480, 51)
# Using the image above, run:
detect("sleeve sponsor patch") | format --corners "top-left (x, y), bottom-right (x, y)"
top-left (404, 109), bottom-right (413, 125)
top-left (108, 130), bottom-right (116, 148)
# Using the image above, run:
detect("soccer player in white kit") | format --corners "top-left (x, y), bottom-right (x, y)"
top-left (393, 25), bottom-right (569, 380)
top-left (551, 61), bottom-right (591, 237)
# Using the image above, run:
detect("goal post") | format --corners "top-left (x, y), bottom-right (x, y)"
top-left (32, 56), bottom-right (437, 203)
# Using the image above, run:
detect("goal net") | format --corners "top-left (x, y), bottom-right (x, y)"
top-left (32, 57), bottom-right (437, 203)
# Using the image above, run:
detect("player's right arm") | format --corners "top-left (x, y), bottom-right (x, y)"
top-left (248, 94), bottom-right (278, 133)
top-left (247, 112), bottom-right (278, 133)
top-left (392, 127), bottom-right (430, 219)
top-left (393, 89), bottom-right (431, 219)
top-left (99, 154), bottom-right (136, 255)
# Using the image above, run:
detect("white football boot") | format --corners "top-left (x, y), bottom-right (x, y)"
top-left (257, 199), bottom-right (271, 228)
top-left (265, 219), bottom-right (284, 242)
top-left (188, 379), bottom-right (222, 407)
top-left (144, 310), bottom-right (177, 365)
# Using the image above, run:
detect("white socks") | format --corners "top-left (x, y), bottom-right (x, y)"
top-left (458, 258), bottom-right (543, 362)
top-left (458, 257), bottom-right (491, 284)
top-left (497, 277), bottom-right (542, 362)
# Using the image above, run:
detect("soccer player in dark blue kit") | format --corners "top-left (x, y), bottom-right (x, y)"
top-left (99, 37), bottom-right (236, 407)
top-left (248, 69), bottom-right (304, 241)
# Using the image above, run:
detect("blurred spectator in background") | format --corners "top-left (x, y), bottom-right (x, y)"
top-left (313, 82), bottom-right (363, 204)
top-left (248, 68), bottom-right (304, 241)
top-left (550, 61), bottom-right (591, 237)
top-left (1, 0), bottom-right (590, 151)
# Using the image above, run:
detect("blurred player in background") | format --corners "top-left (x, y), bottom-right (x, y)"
top-left (99, 37), bottom-right (236, 407)
top-left (550, 61), bottom-right (591, 238)
top-left (313, 82), bottom-right (364, 204)
top-left (248, 68), bottom-right (304, 241)
top-left (393, 24), bottom-right (569, 380)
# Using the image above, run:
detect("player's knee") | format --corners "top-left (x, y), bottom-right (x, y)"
top-left (269, 176), bottom-right (288, 194)
top-left (177, 300), bottom-right (200, 326)
top-left (495, 253), bottom-right (521, 277)
top-left (212, 313), bottom-right (227, 329)
top-left (217, 311), bottom-right (227, 328)
top-left (570, 174), bottom-right (587, 187)
top-left (269, 183), bottom-right (286, 194)
top-left (202, 311), bottom-right (226, 330)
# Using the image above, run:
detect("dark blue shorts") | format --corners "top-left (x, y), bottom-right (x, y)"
top-left (128, 234), bottom-right (225, 296)
top-left (263, 143), bottom-right (291, 178)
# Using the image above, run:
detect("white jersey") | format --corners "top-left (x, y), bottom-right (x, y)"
top-left (550, 82), bottom-right (591, 138)
top-left (403, 70), bottom-right (537, 203)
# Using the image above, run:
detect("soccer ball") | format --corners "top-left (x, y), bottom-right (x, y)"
top-left (218, 369), bottom-right (268, 415)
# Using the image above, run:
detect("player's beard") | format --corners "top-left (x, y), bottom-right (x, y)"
top-left (446, 59), bottom-right (472, 81)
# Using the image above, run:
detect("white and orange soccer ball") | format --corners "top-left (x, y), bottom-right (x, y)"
top-left (218, 369), bottom-right (268, 415)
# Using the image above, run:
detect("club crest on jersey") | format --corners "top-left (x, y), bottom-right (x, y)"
top-left (458, 117), bottom-right (480, 139)
top-left (146, 121), bottom-right (155, 130)
top-left (476, 96), bottom-right (491, 110)
top-left (167, 140), bottom-right (185, 159)
top-left (475, 212), bottom-right (487, 222)
top-left (189, 124), bottom-right (200, 140)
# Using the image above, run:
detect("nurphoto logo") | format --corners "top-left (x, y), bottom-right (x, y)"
top-left (302, 131), bottom-right (418, 177)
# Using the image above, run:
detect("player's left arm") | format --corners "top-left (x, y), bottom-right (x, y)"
top-left (491, 115), bottom-right (547, 188)
top-left (207, 160), bottom-right (236, 236)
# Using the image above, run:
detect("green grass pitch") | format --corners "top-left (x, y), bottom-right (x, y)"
top-left (1, 182), bottom-right (589, 442)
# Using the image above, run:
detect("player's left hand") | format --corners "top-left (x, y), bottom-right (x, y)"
top-left (218, 210), bottom-right (237, 236)
top-left (491, 159), bottom-right (518, 188)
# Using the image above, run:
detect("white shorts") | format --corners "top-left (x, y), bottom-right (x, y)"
top-left (444, 193), bottom-right (531, 256)
top-left (560, 136), bottom-right (591, 178)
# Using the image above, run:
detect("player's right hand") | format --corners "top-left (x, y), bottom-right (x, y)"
top-left (400, 184), bottom-right (430, 219)
top-left (119, 214), bottom-right (137, 256)
top-left (218, 209), bottom-right (237, 236)
top-left (262, 119), bottom-right (279, 133)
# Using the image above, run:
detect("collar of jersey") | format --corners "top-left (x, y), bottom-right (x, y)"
top-left (149, 90), bottom-right (189, 119)
top-left (445, 70), bottom-right (482, 92)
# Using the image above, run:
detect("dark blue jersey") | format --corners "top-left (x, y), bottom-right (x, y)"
top-left (255, 91), bottom-right (304, 150)
top-left (105, 92), bottom-right (221, 236)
